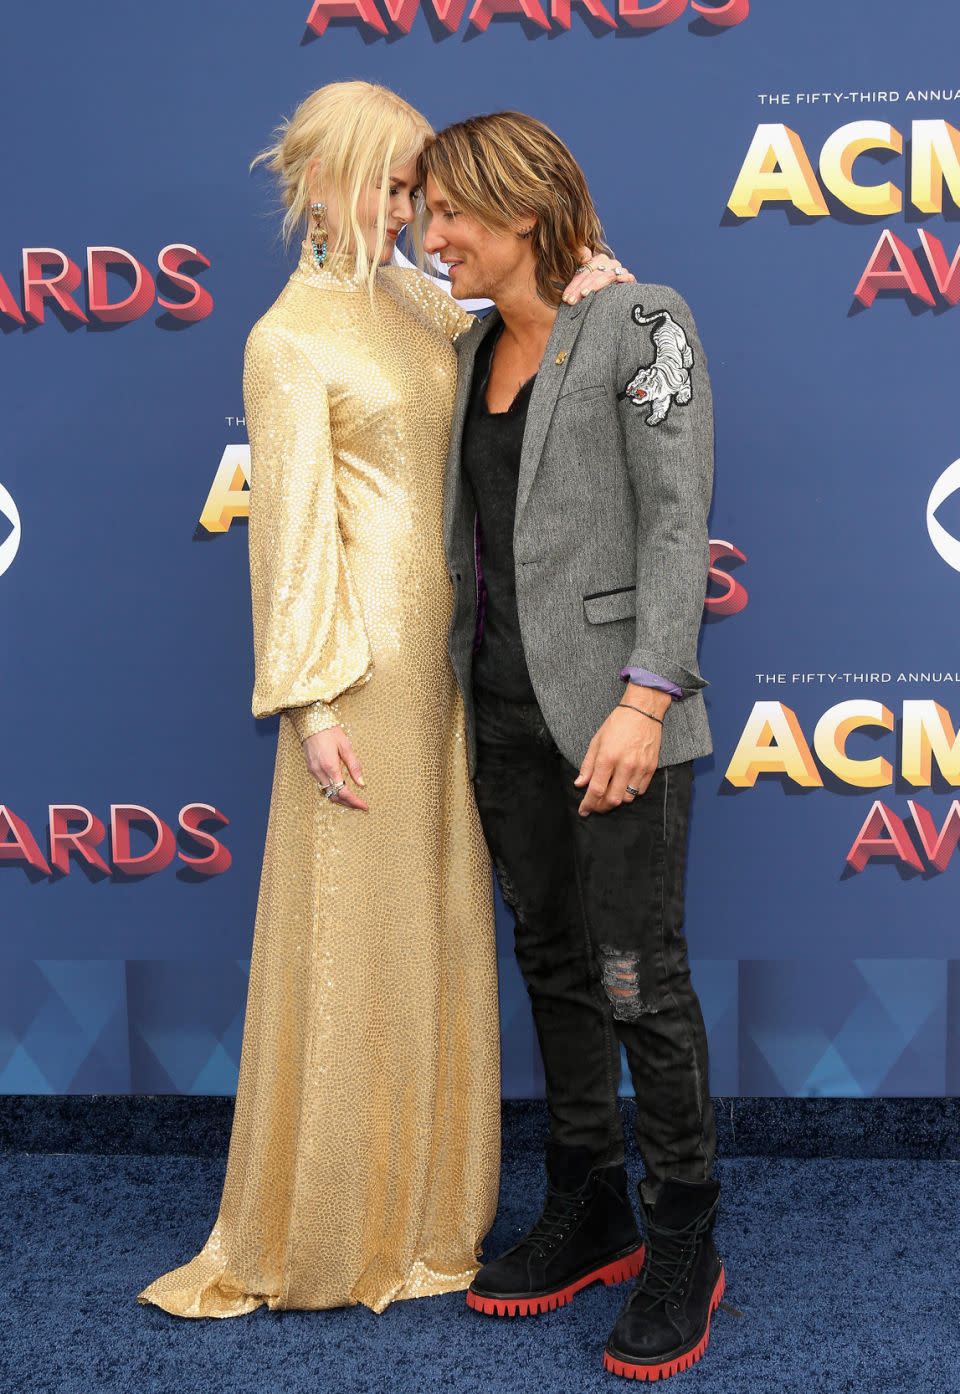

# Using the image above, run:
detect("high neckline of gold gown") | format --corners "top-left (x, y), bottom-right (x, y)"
top-left (293, 242), bottom-right (392, 293)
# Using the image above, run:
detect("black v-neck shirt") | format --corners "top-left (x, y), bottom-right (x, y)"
top-left (462, 324), bottom-right (538, 702)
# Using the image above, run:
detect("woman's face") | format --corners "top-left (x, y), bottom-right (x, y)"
top-left (316, 157), bottom-right (422, 264)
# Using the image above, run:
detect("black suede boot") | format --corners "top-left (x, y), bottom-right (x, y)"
top-left (603, 1178), bottom-right (724, 1381)
top-left (467, 1144), bottom-right (644, 1317)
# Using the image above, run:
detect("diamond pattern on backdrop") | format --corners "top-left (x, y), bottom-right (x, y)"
top-left (0, 961), bottom-right (130, 1093)
top-left (739, 960), bottom-right (947, 1097)
top-left (0, 955), bottom-right (950, 1096)
top-left (126, 961), bottom-right (249, 1095)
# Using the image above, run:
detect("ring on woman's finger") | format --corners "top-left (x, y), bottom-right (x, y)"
top-left (322, 779), bottom-right (345, 800)
top-left (626, 784), bottom-right (641, 796)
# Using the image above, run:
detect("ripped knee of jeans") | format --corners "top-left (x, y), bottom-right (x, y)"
top-left (598, 947), bottom-right (661, 1021)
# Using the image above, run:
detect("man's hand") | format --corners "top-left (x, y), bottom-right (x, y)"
top-left (302, 726), bottom-right (369, 812)
top-left (573, 688), bottom-right (671, 816)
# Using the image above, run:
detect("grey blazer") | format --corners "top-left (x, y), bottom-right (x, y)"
top-left (443, 280), bottom-right (714, 776)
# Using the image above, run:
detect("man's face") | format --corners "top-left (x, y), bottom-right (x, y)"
top-left (422, 174), bottom-right (533, 301)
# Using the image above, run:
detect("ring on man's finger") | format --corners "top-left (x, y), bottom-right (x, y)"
top-left (626, 784), bottom-right (641, 796)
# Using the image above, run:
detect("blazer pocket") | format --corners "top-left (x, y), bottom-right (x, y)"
top-left (583, 586), bottom-right (637, 624)
top-left (557, 383), bottom-right (609, 403)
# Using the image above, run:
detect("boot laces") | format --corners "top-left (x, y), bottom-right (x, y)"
top-left (523, 1180), bottom-right (590, 1257)
top-left (630, 1207), bottom-right (713, 1311)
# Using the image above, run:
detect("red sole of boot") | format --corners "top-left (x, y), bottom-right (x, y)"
top-left (466, 1245), bottom-right (646, 1318)
top-left (602, 1264), bottom-right (726, 1381)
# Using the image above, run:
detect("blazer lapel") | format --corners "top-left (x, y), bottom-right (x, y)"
top-left (515, 300), bottom-right (588, 524)
top-left (443, 307), bottom-right (502, 561)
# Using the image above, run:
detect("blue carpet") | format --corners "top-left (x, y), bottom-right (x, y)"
top-left (2, 1149), bottom-right (957, 1394)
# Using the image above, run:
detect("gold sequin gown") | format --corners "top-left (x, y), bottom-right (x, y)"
top-left (137, 247), bottom-right (500, 1317)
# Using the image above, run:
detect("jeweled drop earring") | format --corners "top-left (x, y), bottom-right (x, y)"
top-left (310, 201), bottom-right (328, 268)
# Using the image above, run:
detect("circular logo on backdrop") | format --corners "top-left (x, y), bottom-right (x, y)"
top-left (927, 459), bottom-right (960, 573)
top-left (0, 482), bottom-right (21, 577)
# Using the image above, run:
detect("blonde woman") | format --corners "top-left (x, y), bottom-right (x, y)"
top-left (136, 82), bottom-right (627, 1319)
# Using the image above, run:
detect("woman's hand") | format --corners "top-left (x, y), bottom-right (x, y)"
top-left (302, 726), bottom-right (369, 812)
top-left (562, 248), bottom-right (636, 305)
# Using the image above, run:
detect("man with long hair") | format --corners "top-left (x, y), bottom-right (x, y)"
top-left (420, 113), bottom-right (723, 1381)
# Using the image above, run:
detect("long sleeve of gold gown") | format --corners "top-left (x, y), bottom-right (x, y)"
top-left (245, 326), bottom-right (372, 742)
top-left (136, 254), bottom-right (499, 1318)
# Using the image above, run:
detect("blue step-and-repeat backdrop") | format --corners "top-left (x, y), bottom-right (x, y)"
top-left (2, 0), bottom-right (959, 1098)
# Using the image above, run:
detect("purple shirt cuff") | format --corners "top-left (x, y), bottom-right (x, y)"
top-left (620, 667), bottom-right (683, 699)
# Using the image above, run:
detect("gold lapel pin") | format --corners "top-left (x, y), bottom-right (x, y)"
top-left (555, 351), bottom-right (567, 365)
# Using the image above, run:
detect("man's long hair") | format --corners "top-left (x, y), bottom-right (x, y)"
top-left (419, 112), bottom-right (609, 306)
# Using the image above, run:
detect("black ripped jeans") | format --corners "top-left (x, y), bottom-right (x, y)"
top-left (473, 687), bottom-right (716, 1194)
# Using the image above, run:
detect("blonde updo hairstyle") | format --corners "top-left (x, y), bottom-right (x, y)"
top-left (252, 81), bottom-right (433, 291)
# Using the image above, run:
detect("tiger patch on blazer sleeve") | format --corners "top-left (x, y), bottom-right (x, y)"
top-left (621, 304), bottom-right (694, 426)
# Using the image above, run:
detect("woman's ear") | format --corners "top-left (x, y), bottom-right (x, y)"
top-left (305, 156), bottom-right (324, 201)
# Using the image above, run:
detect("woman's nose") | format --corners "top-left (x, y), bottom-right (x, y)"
top-left (394, 193), bottom-right (415, 226)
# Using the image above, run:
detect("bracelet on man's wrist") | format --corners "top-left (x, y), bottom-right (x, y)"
top-left (617, 701), bottom-right (664, 728)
